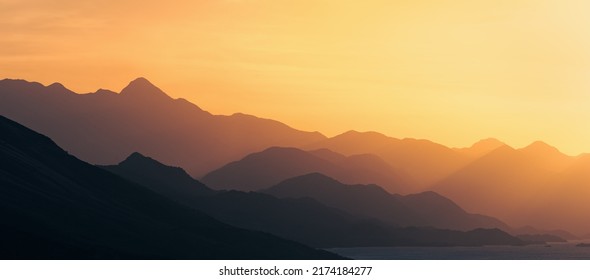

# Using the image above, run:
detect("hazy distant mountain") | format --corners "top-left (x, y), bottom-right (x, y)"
top-left (430, 142), bottom-right (590, 234)
top-left (263, 173), bottom-right (507, 231)
top-left (202, 146), bottom-right (411, 193)
top-left (309, 148), bottom-right (415, 189)
top-left (0, 115), bottom-right (340, 259)
top-left (432, 145), bottom-right (558, 225)
top-left (453, 138), bottom-right (506, 158)
top-left (305, 130), bottom-right (471, 191)
top-left (522, 154), bottom-right (590, 235)
top-left (0, 78), bottom-right (324, 177)
top-left (518, 141), bottom-right (574, 172)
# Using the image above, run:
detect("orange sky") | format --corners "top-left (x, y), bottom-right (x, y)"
top-left (2, 0), bottom-right (590, 155)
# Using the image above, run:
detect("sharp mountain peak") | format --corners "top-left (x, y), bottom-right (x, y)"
top-left (119, 77), bottom-right (171, 99)
top-left (121, 152), bottom-right (159, 165)
top-left (125, 151), bottom-right (149, 160)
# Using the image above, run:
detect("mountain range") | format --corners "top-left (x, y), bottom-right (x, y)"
top-left (0, 115), bottom-right (339, 259)
top-left (2, 77), bottom-right (590, 236)
top-left (262, 173), bottom-right (506, 231)
top-left (201, 146), bottom-right (411, 193)
top-left (0, 114), bottom-right (527, 257)
top-left (102, 151), bottom-right (524, 247)
top-left (304, 130), bottom-right (472, 190)
top-left (0, 78), bottom-right (323, 177)
top-left (431, 143), bottom-right (590, 234)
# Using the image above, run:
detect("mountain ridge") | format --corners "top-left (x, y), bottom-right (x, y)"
top-left (263, 173), bottom-right (508, 231)
top-left (101, 152), bottom-right (215, 198)
top-left (3, 77), bottom-right (589, 235)
top-left (101, 150), bottom-right (526, 247)
top-left (0, 115), bottom-right (341, 259)
top-left (119, 77), bottom-right (172, 100)
top-left (0, 78), bottom-right (325, 177)
top-left (202, 146), bottom-right (410, 193)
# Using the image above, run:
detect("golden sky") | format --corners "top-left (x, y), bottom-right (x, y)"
top-left (2, 0), bottom-right (590, 155)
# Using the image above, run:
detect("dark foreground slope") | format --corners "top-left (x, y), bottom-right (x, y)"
top-left (0, 115), bottom-right (340, 260)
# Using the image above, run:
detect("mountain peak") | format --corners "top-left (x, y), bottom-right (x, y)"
top-left (106, 152), bottom-right (214, 195)
top-left (93, 88), bottom-right (117, 95)
top-left (521, 141), bottom-right (561, 155)
top-left (471, 138), bottom-right (505, 149)
top-left (126, 151), bottom-right (148, 159)
top-left (47, 82), bottom-right (66, 90)
top-left (334, 130), bottom-right (393, 143)
top-left (46, 82), bottom-right (75, 95)
top-left (119, 152), bottom-right (168, 167)
top-left (120, 152), bottom-right (159, 166)
top-left (295, 172), bottom-right (340, 182)
top-left (119, 77), bottom-right (171, 99)
top-left (454, 138), bottom-right (507, 158)
top-left (118, 152), bottom-right (195, 176)
top-left (340, 130), bottom-right (386, 138)
top-left (265, 172), bottom-right (390, 199)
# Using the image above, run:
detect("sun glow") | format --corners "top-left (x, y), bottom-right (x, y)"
top-left (2, 0), bottom-right (590, 154)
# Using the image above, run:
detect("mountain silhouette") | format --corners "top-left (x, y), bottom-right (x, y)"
top-left (518, 141), bottom-right (574, 172)
top-left (99, 150), bottom-right (399, 247)
top-left (201, 146), bottom-right (411, 193)
top-left (101, 152), bottom-right (214, 200)
top-left (188, 190), bottom-right (525, 246)
top-left (0, 115), bottom-right (341, 259)
top-left (5, 77), bottom-right (587, 237)
top-left (0, 78), bottom-right (325, 177)
top-left (103, 151), bottom-right (524, 247)
top-left (431, 144), bottom-right (574, 230)
top-left (453, 138), bottom-right (506, 158)
top-left (432, 140), bottom-right (590, 235)
top-left (119, 77), bottom-right (171, 100)
top-left (305, 130), bottom-right (471, 191)
top-left (263, 173), bottom-right (508, 231)
top-left (187, 191), bottom-right (399, 248)
top-left (521, 154), bottom-right (590, 234)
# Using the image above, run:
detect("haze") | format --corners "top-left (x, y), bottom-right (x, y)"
top-left (2, 0), bottom-right (590, 155)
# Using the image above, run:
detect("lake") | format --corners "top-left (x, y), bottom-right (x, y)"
top-left (328, 242), bottom-right (590, 260)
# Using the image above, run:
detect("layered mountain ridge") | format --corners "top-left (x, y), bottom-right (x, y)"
top-left (0, 115), bottom-right (340, 259)
top-left (2, 77), bottom-right (590, 235)
top-left (0, 78), bottom-right (324, 178)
